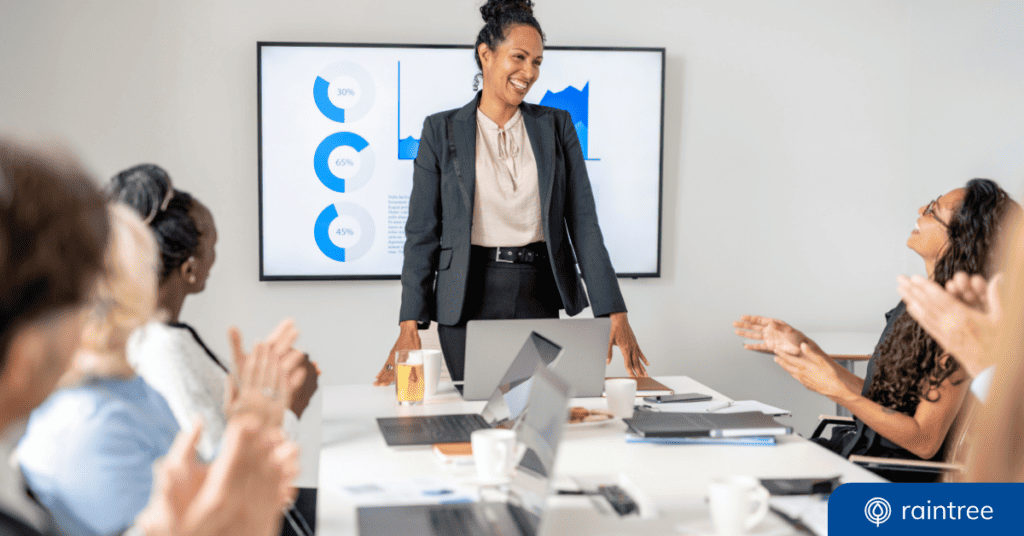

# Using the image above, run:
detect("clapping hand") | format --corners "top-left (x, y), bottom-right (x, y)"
top-left (773, 343), bottom-right (851, 400)
top-left (733, 315), bottom-right (810, 356)
top-left (136, 416), bottom-right (299, 536)
top-left (225, 327), bottom-right (287, 427)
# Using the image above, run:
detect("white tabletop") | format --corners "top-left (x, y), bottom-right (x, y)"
top-left (316, 376), bottom-right (884, 535)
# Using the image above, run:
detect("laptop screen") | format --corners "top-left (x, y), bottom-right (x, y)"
top-left (480, 332), bottom-right (562, 425)
top-left (510, 365), bottom-right (572, 515)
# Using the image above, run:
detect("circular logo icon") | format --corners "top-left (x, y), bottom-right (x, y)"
top-left (865, 497), bottom-right (891, 527)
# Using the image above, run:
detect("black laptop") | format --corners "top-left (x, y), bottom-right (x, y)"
top-left (376, 332), bottom-right (562, 446)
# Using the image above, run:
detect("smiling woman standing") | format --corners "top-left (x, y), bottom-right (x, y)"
top-left (375, 0), bottom-right (649, 385)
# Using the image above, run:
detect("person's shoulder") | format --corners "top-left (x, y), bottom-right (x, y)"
top-left (128, 322), bottom-right (198, 365)
top-left (128, 321), bottom-right (192, 352)
top-left (521, 101), bottom-right (566, 119)
top-left (425, 107), bottom-right (461, 122)
top-left (18, 386), bottom-right (118, 469)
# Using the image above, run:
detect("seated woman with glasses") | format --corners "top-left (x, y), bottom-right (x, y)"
top-left (734, 179), bottom-right (1018, 480)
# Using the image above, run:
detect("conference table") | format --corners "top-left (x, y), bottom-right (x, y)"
top-left (317, 376), bottom-right (885, 535)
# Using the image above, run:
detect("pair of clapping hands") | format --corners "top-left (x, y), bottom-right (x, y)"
top-left (226, 319), bottom-right (321, 421)
top-left (734, 271), bottom-right (999, 396)
top-left (733, 315), bottom-right (853, 399)
top-left (134, 321), bottom-right (317, 536)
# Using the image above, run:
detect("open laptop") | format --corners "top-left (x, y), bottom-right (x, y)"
top-left (462, 318), bottom-right (611, 400)
top-left (376, 332), bottom-right (562, 446)
top-left (359, 366), bottom-right (573, 536)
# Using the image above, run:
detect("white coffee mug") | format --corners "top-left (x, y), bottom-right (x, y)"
top-left (471, 429), bottom-right (519, 484)
top-left (605, 378), bottom-right (637, 419)
top-left (708, 476), bottom-right (769, 536)
top-left (421, 350), bottom-right (442, 397)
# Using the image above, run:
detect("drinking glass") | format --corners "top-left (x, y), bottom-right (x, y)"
top-left (395, 350), bottom-right (424, 406)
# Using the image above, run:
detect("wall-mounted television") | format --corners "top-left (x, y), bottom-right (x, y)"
top-left (258, 42), bottom-right (664, 280)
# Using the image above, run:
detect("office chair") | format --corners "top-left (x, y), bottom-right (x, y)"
top-left (811, 394), bottom-right (979, 483)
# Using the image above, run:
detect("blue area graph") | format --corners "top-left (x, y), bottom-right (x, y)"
top-left (539, 82), bottom-right (593, 160)
top-left (397, 62), bottom-right (420, 160)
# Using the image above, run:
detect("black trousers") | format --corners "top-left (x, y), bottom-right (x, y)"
top-left (437, 247), bottom-right (561, 381)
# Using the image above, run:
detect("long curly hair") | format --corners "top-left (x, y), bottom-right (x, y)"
top-left (867, 179), bottom-right (1018, 414)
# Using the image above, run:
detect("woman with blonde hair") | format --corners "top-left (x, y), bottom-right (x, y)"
top-left (16, 205), bottom-right (296, 536)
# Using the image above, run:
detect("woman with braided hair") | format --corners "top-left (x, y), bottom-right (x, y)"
top-left (375, 0), bottom-right (650, 385)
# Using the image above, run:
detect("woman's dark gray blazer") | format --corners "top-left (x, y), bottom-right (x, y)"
top-left (399, 94), bottom-right (626, 328)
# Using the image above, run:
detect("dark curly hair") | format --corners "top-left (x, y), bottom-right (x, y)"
top-left (867, 178), bottom-right (1019, 414)
top-left (106, 164), bottom-right (199, 282)
top-left (474, 0), bottom-right (545, 86)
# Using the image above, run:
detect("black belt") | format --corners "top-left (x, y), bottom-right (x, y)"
top-left (472, 243), bottom-right (548, 264)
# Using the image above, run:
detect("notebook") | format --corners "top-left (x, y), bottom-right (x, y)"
top-left (603, 376), bottom-right (674, 397)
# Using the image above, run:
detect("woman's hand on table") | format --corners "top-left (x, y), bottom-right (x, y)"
top-left (733, 315), bottom-right (811, 356)
top-left (374, 320), bottom-right (422, 386)
top-left (608, 312), bottom-right (649, 378)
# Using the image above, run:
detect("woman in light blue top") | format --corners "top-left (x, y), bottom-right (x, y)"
top-left (17, 377), bottom-right (178, 536)
top-left (16, 205), bottom-right (178, 536)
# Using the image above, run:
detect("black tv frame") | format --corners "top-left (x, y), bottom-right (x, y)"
top-left (257, 41), bottom-right (664, 281)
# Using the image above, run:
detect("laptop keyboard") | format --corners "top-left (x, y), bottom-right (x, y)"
top-left (431, 415), bottom-right (487, 441)
top-left (430, 507), bottom-right (487, 535)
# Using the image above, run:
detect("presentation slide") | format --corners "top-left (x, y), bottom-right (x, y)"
top-left (259, 44), bottom-right (663, 279)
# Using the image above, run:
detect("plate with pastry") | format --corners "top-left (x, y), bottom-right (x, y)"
top-left (567, 406), bottom-right (616, 428)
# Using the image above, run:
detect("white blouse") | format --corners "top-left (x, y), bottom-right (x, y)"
top-left (127, 322), bottom-right (299, 461)
top-left (471, 108), bottom-right (544, 247)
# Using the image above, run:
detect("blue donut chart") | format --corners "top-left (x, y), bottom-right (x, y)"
top-left (313, 76), bottom-right (345, 122)
top-left (314, 203), bottom-right (375, 263)
top-left (314, 205), bottom-right (346, 261)
top-left (313, 61), bottom-right (375, 123)
top-left (313, 132), bottom-right (375, 193)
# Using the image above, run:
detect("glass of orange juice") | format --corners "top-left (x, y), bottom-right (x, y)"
top-left (395, 350), bottom-right (424, 406)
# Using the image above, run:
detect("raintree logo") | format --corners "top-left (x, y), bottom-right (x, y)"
top-left (865, 497), bottom-right (892, 527)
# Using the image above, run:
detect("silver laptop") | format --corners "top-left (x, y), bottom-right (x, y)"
top-left (463, 318), bottom-right (611, 400)
top-left (358, 366), bottom-right (573, 536)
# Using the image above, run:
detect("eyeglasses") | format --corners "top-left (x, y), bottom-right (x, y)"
top-left (923, 198), bottom-right (949, 228)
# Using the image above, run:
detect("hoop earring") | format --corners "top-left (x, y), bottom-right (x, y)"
top-left (473, 73), bottom-right (483, 92)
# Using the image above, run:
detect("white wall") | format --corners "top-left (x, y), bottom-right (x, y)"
top-left (2, 0), bottom-right (1021, 469)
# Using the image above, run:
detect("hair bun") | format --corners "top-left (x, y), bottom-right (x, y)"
top-left (480, 0), bottom-right (535, 23)
top-left (106, 164), bottom-right (174, 224)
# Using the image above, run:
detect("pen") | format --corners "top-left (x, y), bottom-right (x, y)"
top-left (705, 401), bottom-right (733, 412)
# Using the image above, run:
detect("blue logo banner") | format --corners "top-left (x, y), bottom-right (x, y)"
top-left (830, 483), bottom-right (1024, 535)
